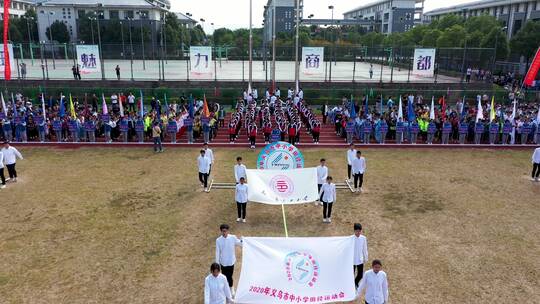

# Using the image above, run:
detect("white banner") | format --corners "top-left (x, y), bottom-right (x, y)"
top-left (246, 168), bottom-right (318, 205)
top-left (236, 237), bottom-right (356, 304)
top-left (301, 47), bottom-right (324, 76)
top-left (413, 48), bottom-right (436, 77)
top-left (0, 44), bottom-right (15, 75)
top-left (76, 45), bottom-right (101, 74)
top-left (190, 46), bottom-right (213, 79)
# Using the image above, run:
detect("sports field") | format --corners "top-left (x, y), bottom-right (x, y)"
top-left (1, 147), bottom-right (539, 304)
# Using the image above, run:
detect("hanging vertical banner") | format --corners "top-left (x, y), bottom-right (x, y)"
top-left (190, 46), bottom-right (213, 79)
top-left (413, 48), bottom-right (436, 77)
top-left (524, 47), bottom-right (540, 87)
top-left (235, 236), bottom-right (356, 304)
top-left (2, 0), bottom-right (11, 80)
top-left (76, 45), bottom-right (101, 74)
top-left (0, 44), bottom-right (14, 79)
top-left (301, 47), bottom-right (324, 76)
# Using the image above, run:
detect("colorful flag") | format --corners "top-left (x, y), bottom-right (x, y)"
top-left (235, 236), bottom-right (356, 304)
top-left (118, 92), bottom-right (124, 117)
top-left (350, 94), bottom-right (356, 119)
top-left (489, 95), bottom-right (496, 121)
top-left (476, 95), bottom-right (484, 123)
top-left (139, 90), bottom-right (144, 117)
top-left (523, 47), bottom-right (540, 87)
top-left (460, 95), bottom-right (466, 120)
top-left (101, 94), bottom-right (108, 115)
top-left (510, 99), bottom-right (516, 122)
top-left (430, 96), bottom-right (435, 120)
top-left (364, 94), bottom-right (369, 119)
top-left (164, 93), bottom-right (169, 116)
top-left (202, 94), bottom-right (210, 117)
top-left (397, 96), bottom-right (403, 120)
top-left (407, 95), bottom-right (415, 122)
top-left (41, 93), bottom-right (48, 134)
top-left (440, 96), bottom-right (446, 120)
top-left (69, 94), bottom-right (76, 118)
top-left (59, 95), bottom-right (65, 118)
top-left (188, 94), bottom-right (194, 118)
top-left (1, 93), bottom-right (6, 116)
top-left (3, 0), bottom-right (11, 80)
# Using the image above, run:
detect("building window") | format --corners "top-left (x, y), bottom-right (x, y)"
top-left (78, 10), bottom-right (85, 18)
top-left (125, 10), bottom-right (134, 19)
top-left (406, 13), bottom-right (412, 20)
top-left (110, 10), bottom-right (119, 19)
top-left (139, 10), bottom-right (149, 19)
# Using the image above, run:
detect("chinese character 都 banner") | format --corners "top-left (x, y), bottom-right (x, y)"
top-left (245, 168), bottom-right (318, 205)
top-left (76, 45), bottom-right (101, 74)
top-left (235, 237), bottom-right (356, 304)
top-left (301, 47), bottom-right (324, 76)
top-left (413, 48), bottom-right (436, 77)
top-left (190, 46), bottom-right (212, 79)
top-left (0, 43), bottom-right (15, 78)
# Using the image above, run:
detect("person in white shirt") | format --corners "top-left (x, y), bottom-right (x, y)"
top-left (275, 87), bottom-right (281, 98)
top-left (352, 151), bottom-right (367, 193)
top-left (532, 147), bottom-right (540, 182)
top-left (287, 87), bottom-right (293, 99)
top-left (235, 177), bottom-right (248, 222)
top-left (204, 263), bottom-right (233, 304)
top-left (127, 92), bottom-right (136, 112)
top-left (2, 141), bottom-right (23, 183)
top-left (316, 158), bottom-right (329, 205)
top-left (198, 150), bottom-right (211, 192)
top-left (215, 224), bottom-right (243, 296)
top-left (204, 143), bottom-right (215, 176)
top-left (234, 156), bottom-right (247, 184)
top-left (318, 176), bottom-right (336, 223)
top-left (346, 143), bottom-right (357, 181)
top-left (298, 88), bottom-right (304, 100)
top-left (357, 260), bottom-right (389, 304)
top-left (353, 223), bottom-right (369, 288)
top-left (0, 148), bottom-right (6, 188)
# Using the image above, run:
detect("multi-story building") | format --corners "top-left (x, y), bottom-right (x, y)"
top-left (424, 0), bottom-right (540, 38)
top-left (0, 0), bottom-right (35, 20)
top-left (174, 12), bottom-right (197, 29)
top-left (35, 0), bottom-right (170, 43)
top-left (343, 0), bottom-right (425, 34)
top-left (263, 0), bottom-right (303, 42)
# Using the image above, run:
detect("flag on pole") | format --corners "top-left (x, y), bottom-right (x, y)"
top-left (475, 95), bottom-right (484, 123)
top-left (235, 236), bottom-right (357, 304)
top-left (430, 96), bottom-right (435, 120)
top-left (489, 95), bottom-right (496, 121)
top-left (397, 95), bottom-right (403, 120)
top-left (407, 95), bottom-right (415, 122)
top-left (350, 95), bottom-right (356, 119)
top-left (41, 93), bottom-right (48, 134)
top-left (118, 92), bottom-right (125, 117)
top-left (69, 94), bottom-right (76, 118)
top-left (188, 94), bottom-right (194, 118)
top-left (164, 93), bottom-right (169, 116)
top-left (59, 95), bottom-right (65, 118)
top-left (536, 104), bottom-right (540, 123)
top-left (523, 47), bottom-right (540, 87)
top-left (3, 0), bottom-right (11, 80)
top-left (202, 94), bottom-right (210, 117)
top-left (510, 99), bottom-right (516, 122)
top-left (101, 94), bottom-right (108, 115)
top-left (139, 90), bottom-right (144, 117)
top-left (440, 95), bottom-right (446, 120)
top-left (460, 95), bottom-right (466, 120)
top-left (364, 94), bottom-right (369, 119)
top-left (1, 93), bottom-right (7, 116)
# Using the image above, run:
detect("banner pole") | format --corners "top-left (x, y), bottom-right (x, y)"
top-left (281, 204), bottom-right (289, 238)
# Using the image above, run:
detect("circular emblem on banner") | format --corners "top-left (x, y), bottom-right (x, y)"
top-left (256, 141), bottom-right (304, 170)
top-left (269, 175), bottom-right (295, 198)
top-left (284, 251), bottom-right (319, 287)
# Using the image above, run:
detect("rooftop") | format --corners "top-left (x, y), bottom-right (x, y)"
top-left (36, 0), bottom-right (170, 9)
top-left (344, 0), bottom-right (423, 14)
top-left (425, 0), bottom-right (530, 16)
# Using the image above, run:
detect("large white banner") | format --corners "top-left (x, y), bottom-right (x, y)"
top-left (0, 44), bottom-right (15, 75)
top-left (413, 48), bottom-right (436, 77)
top-left (190, 46), bottom-right (213, 79)
top-left (301, 47), bottom-right (324, 76)
top-left (246, 168), bottom-right (318, 205)
top-left (76, 45), bottom-right (101, 74)
top-left (236, 237), bottom-right (356, 304)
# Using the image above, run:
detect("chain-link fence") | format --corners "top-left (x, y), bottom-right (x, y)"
top-left (6, 42), bottom-right (495, 83)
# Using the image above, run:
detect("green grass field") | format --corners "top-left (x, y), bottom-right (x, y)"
top-left (0, 147), bottom-right (539, 304)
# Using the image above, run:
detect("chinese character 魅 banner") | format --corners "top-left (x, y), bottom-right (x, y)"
top-left (245, 168), bottom-right (318, 205)
top-left (76, 45), bottom-right (101, 74)
top-left (301, 47), bottom-right (324, 77)
top-left (235, 237), bottom-right (356, 304)
top-left (190, 46), bottom-right (213, 79)
top-left (0, 44), bottom-right (15, 78)
top-left (413, 48), bottom-right (436, 77)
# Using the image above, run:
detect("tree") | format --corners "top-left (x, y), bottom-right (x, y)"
top-left (480, 28), bottom-right (509, 60)
top-left (46, 20), bottom-right (70, 43)
top-left (434, 14), bottom-right (463, 31)
top-left (510, 20), bottom-right (540, 59)
top-left (420, 29), bottom-right (442, 47)
top-left (436, 25), bottom-right (466, 48)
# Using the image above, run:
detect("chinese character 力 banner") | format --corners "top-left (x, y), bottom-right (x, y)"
top-left (413, 48), bottom-right (436, 77)
top-left (235, 237), bottom-right (356, 304)
top-left (245, 168), bottom-right (317, 205)
top-left (76, 45), bottom-right (101, 74)
top-left (302, 47), bottom-right (324, 77)
top-left (190, 46), bottom-right (213, 79)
